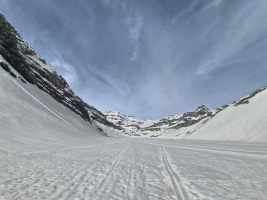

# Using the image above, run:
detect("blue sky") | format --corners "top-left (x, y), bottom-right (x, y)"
top-left (1, 0), bottom-right (267, 119)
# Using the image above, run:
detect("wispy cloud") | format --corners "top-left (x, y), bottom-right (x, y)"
top-left (196, 0), bottom-right (267, 76)
top-left (124, 10), bottom-right (143, 62)
top-left (199, 0), bottom-right (223, 14)
top-left (89, 68), bottom-right (131, 97)
top-left (172, 0), bottom-right (200, 23)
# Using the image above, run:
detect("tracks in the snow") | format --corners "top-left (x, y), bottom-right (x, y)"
top-left (161, 147), bottom-right (189, 200)
top-left (91, 146), bottom-right (129, 200)
top-left (1, 142), bottom-right (191, 200)
top-left (1, 139), bottom-right (266, 199)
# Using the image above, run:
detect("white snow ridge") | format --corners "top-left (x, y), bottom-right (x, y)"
top-left (1, 13), bottom-right (267, 200)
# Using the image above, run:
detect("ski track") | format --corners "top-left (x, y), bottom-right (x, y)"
top-left (161, 147), bottom-right (190, 200)
top-left (1, 139), bottom-right (267, 200)
top-left (90, 146), bottom-right (129, 200)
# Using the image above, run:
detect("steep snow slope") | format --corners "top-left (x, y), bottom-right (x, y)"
top-left (0, 56), bottom-right (108, 152)
top-left (187, 88), bottom-right (267, 142)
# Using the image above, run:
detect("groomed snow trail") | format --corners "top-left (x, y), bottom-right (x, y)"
top-left (1, 138), bottom-right (267, 200)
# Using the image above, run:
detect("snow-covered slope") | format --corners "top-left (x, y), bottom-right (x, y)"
top-left (0, 57), bottom-right (107, 152)
top-left (187, 88), bottom-right (267, 142)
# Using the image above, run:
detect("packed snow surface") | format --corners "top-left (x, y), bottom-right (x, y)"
top-left (1, 138), bottom-right (267, 200)
top-left (1, 62), bottom-right (267, 200)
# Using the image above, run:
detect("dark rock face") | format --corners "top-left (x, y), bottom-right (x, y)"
top-left (0, 13), bottom-right (121, 131)
top-left (234, 88), bottom-right (266, 106)
top-left (0, 61), bottom-right (16, 78)
top-left (143, 105), bottom-right (214, 132)
top-left (0, 15), bottom-right (36, 84)
top-left (216, 104), bottom-right (229, 113)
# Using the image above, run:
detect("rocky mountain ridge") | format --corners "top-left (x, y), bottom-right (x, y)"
top-left (104, 105), bottom-right (217, 137)
top-left (0, 13), bottom-right (122, 134)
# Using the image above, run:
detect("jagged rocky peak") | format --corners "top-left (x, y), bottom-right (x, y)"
top-left (103, 111), bottom-right (143, 131)
top-left (195, 105), bottom-right (210, 113)
top-left (104, 111), bottom-right (141, 124)
top-left (182, 105), bottom-right (213, 119)
top-left (104, 111), bottom-right (127, 123)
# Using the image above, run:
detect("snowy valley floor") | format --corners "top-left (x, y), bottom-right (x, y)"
top-left (0, 138), bottom-right (266, 200)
